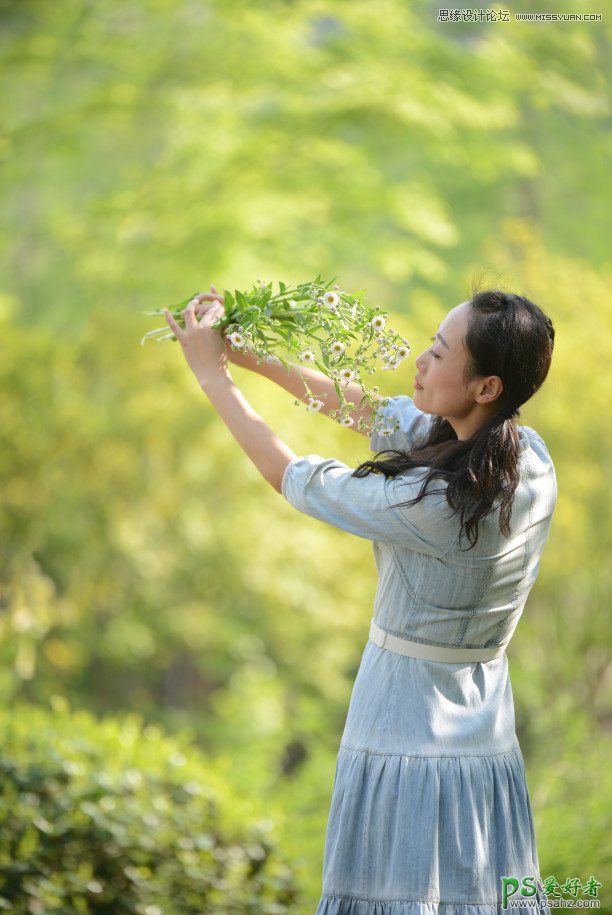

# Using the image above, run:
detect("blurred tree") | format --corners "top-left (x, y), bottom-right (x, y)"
top-left (1, 0), bottom-right (610, 330)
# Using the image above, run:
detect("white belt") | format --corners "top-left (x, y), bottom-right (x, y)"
top-left (369, 618), bottom-right (506, 663)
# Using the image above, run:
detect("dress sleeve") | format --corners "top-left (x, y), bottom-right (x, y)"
top-left (369, 394), bottom-right (434, 454)
top-left (281, 454), bottom-right (458, 556)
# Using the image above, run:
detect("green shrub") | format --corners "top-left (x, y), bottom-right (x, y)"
top-left (0, 699), bottom-right (299, 914)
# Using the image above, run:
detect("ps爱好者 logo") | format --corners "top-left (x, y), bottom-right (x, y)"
top-left (501, 874), bottom-right (603, 909)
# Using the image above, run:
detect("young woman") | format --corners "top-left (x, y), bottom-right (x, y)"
top-left (164, 286), bottom-right (556, 915)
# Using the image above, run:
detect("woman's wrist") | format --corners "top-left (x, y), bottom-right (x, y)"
top-left (225, 345), bottom-right (264, 374)
top-left (198, 366), bottom-right (234, 391)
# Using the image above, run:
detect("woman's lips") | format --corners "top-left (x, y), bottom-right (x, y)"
top-left (414, 378), bottom-right (424, 390)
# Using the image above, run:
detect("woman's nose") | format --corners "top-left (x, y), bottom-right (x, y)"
top-left (414, 351), bottom-right (427, 372)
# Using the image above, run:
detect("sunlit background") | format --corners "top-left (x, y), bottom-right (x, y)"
top-left (1, 0), bottom-right (611, 911)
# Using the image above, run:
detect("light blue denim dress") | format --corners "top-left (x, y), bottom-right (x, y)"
top-left (281, 395), bottom-right (557, 915)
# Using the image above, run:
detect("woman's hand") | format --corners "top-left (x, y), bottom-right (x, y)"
top-left (191, 284), bottom-right (225, 314)
top-left (165, 284), bottom-right (296, 491)
top-left (188, 284), bottom-right (259, 369)
top-left (164, 285), bottom-right (230, 387)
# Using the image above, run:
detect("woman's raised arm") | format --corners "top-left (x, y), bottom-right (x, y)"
top-left (164, 298), bottom-right (296, 493)
top-left (195, 288), bottom-right (383, 436)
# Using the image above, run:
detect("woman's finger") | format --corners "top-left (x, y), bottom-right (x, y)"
top-left (194, 285), bottom-right (222, 301)
top-left (164, 309), bottom-right (182, 337)
top-left (195, 301), bottom-right (222, 315)
top-left (183, 300), bottom-right (198, 329)
top-left (189, 287), bottom-right (217, 303)
top-left (195, 302), bottom-right (225, 321)
top-left (190, 285), bottom-right (225, 316)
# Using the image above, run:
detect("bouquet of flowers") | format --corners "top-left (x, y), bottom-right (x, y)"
top-left (142, 276), bottom-right (408, 436)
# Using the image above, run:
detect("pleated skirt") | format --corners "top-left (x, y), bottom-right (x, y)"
top-left (315, 638), bottom-right (550, 915)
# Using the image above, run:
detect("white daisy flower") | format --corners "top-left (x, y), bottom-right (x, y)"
top-left (338, 368), bottom-right (356, 384)
top-left (371, 315), bottom-right (387, 331)
top-left (323, 291), bottom-right (340, 308)
top-left (340, 416), bottom-right (355, 427)
top-left (396, 345), bottom-right (411, 359)
top-left (307, 398), bottom-right (325, 412)
top-left (230, 332), bottom-right (246, 347)
top-left (299, 350), bottom-right (316, 362)
top-left (329, 340), bottom-right (345, 356)
top-left (265, 354), bottom-right (282, 364)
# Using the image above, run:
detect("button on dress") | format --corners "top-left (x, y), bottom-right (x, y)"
top-left (281, 395), bottom-right (557, 915)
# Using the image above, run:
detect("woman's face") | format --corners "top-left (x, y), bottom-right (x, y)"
top-left (412, 301), bottom-right (481, 423)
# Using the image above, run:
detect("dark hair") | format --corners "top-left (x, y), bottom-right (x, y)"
top-left (352, 289), bottom-right (555, 548)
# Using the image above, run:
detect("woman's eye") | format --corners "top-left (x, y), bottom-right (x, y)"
top-left (429, 338), bottom-right (440, 359)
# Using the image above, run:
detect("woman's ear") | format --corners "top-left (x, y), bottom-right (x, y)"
top-left (474, 375), bottom-right (504, 406)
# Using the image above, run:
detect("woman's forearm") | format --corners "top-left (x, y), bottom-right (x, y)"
top-left (200, 368), bottom-right (297, 493)
top-left (229, 348), bottom-right (380, 432)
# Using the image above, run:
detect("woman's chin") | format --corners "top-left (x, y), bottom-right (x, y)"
top-left (412, 390), bottom-right (436, 416)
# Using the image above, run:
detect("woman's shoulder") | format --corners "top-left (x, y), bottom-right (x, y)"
top-left (517, 424), bottom-right (555, 471)
top-left (369, 394), bottom-right (434, 454)
top-left (516, 424), bottom-right (557, 509)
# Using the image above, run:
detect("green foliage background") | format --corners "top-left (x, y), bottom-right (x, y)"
top-left (1, 0), bottom-right (611, 910)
